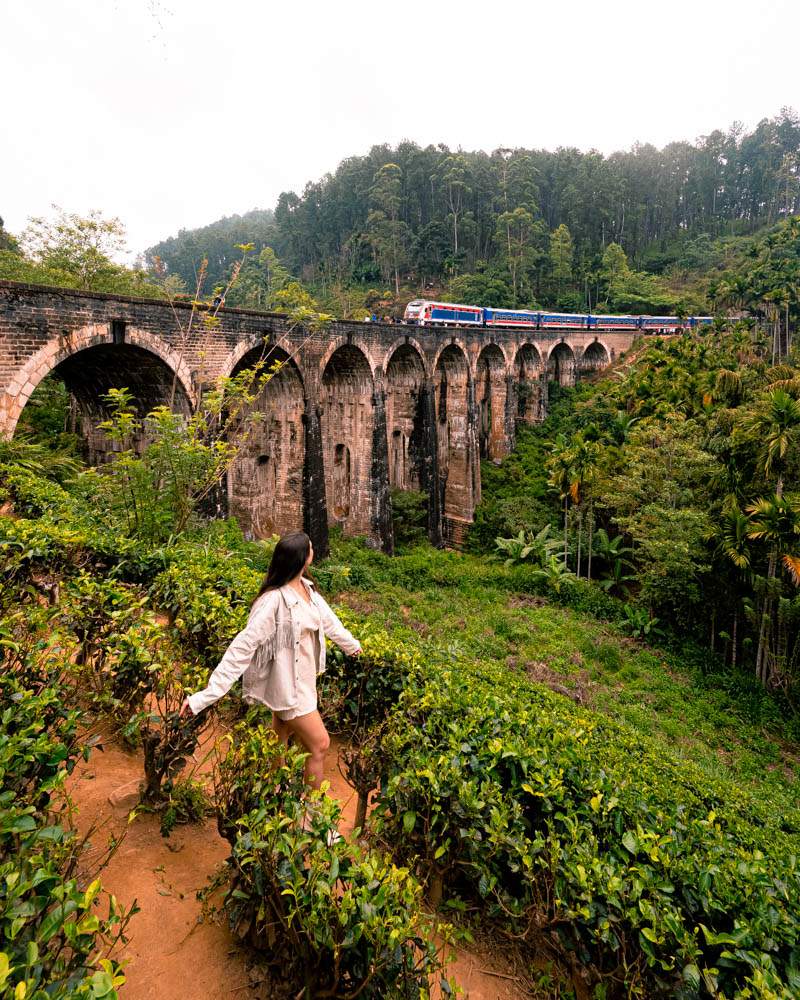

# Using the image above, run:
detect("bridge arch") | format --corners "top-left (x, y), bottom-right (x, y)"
top-left (320, 344), bottom-right (375, 536)
top-left (514, 343), bottom-right (545, 423)
top-left (381, 335), bottom-right (431, 380)
top-left (3, 325), bottom-right (196, 442)
top-left (547, 340), bottom-right (576, 387)
top-left (227, 344), bottom-right (306, 540)
top-left (5, 326), bottom-right (195, 460)
top-left (221, 330), bottom-right (282, 381)
top-left (431, 337), bottom-right (469, 378)
top-left (318, 335), bottom-right (379, 384)
top-left (579, 339), bottom-right (611, 372)
top-left (384, 343), bottom-right (427, 493)
top-left (475, 343), bottom-right (510, 462)
top-left (434, 343), bottom-right (472, 532)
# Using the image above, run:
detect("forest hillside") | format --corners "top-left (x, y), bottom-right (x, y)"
top-left (3, 309), bottom-right (800, 997)
top-left (143, 108), bottom-right (800, 318)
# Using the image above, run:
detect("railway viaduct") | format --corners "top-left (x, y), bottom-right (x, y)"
top-left (0, 281), bottom-right (639, 553)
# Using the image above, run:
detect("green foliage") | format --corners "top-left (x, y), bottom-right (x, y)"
top-left (319, 626), bottom-right (421, 736)
top-left (371, 649), bottom-right (800, 997)
top-left (495, 524), bottom-right (561, 567)
top-left (145, 209), bottom-right (277, 292)
top-left (390, 488), bottom-right (428, 548)
top-left (215, 722), bottom-right (450, 998)
top-left (0, 619), bottom-right (131, 1000)
top-left (619, 604), bottom-right (664, 639)
top-left (0, 207), bottom-right (163, 296)
top-left (150, 112), bottom-right (798, 309)
top-left (158, 777), bottom-right (211, 839)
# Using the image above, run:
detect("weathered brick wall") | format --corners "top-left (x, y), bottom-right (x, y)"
top-left (0, 281), bottom-right (636, 551)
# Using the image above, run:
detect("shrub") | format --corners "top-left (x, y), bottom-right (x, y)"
top-left (0, 629), bottom-right (132, 1000)
top-left (215, 722), bottom-right (451, 999)
top-left (372, 652), bottom-right (800, 998)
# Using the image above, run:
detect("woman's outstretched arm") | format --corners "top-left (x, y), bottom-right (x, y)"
top-left (183, 595), bottom-right (277, 715)
top-left (315, 593), bottom-right (362, 655)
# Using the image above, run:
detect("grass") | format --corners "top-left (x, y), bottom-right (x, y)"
top-left (324, 533), bottom-right (800, 812)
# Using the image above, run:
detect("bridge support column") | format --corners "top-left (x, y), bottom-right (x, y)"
top-left (417, 378), bottom-right (441, 547)
top-left (370, 383), bottom-right (394, 554)
top-left (504, 373), bottom-right (517, 453)
top-left (302, 399), bottom-right (330, 559)
top-left (467, 374), bottom-right (481, 512)
top-left (539, 371), bottom-right (549, 421)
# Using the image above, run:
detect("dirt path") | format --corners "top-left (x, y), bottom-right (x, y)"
top-left (68, 729), bottom-right (531, 999)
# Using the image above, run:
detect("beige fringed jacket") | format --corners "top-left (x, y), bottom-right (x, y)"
top-left (186, 580), bottom-right (361, 715)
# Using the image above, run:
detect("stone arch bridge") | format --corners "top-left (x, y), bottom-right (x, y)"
top-left (0, 281), bottom-right (639, 553)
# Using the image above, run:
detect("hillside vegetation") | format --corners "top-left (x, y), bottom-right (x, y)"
top-left (3, 313), bottom-right (800, 997)
top-left (141, 109), bottom-right (800, 318)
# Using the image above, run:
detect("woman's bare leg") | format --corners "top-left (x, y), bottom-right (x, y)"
top-left (272, 712), bottom-right (290, 746)
top-left (286, 710), bottom-right (330, 789)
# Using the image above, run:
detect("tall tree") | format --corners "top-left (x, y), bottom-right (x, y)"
top-left (549, 224), bottom-right (574, 299)
top-left (367, 163), bottom-right (410, 295)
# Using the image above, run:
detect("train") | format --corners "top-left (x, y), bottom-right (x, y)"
top-left (402, 300), bottom-right (713, 332)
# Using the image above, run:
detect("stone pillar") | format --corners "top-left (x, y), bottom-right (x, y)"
top-left (302, 398), bottom-right (330, 559)
top-left (466, 374), bottom-right (481, 513)
top-left (538, 371), bottom-right (549, 422)
top-left (370, 383), bottom-right (394, 554)
top-left (504, 372), bottom-right (517, 453)
top-left (415, 378), bottom-right (441, 547)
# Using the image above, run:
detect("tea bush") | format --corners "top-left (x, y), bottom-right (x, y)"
top-left (215, 721), bottom-right (451, 999)
top-left (0, 627), bottom-right (131, 1000)
top-left (372, 654), bottom-right (800, 998)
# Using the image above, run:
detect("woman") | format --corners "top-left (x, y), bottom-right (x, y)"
top-left (181, 531), bottom-right (361, 790)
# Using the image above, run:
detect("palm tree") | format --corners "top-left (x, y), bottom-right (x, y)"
top-left (567, 434), bottom-right (600, 578)
top-left (707, 499), bottom-right (753, 670)
top-left (746, 494), bottom-right (800, 684)
top-left (609, 409), bottom-right (639, 446)
top-left (746, 388), bottom-right (800, 497)
top-left (547, 436), bottom-right (574, 569)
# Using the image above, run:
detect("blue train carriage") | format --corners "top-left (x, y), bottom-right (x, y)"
top-left (539, 312), bottom-right (590, 329)
top-left (589, 314), bottom-right (641, 330)
top-left (483, 308), bottom-right (539, 328)
top-left (402, 299), bottom-right (483, 327)
top-left (687, 316), bottom-right (713, 328)
top-left (638, 315), bottom-right (683, 332)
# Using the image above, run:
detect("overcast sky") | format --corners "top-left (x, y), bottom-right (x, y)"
top-left (4, 0), bottom-right (799, 261)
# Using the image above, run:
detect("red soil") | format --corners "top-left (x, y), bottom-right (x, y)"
top-left (68, 729), bottom-right (531, 999)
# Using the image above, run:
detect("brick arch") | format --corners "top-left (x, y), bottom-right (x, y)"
top-left (434, 342), bottom-right (473, 537)
top-left (475, 343), bottom-right (510, 462)
top-left (222, 332), bottom-right (282, 381)
top-left (544, 339), bottom-right (576, 363)
top-left (514, 343), bottom-right (545, 424)
top-left (385, 342), bottom-right (428, 492)
top-left (431, 337), bottom-right (469, 378)
top-left (1, 324), bottom-right (196, 440)
top-left (474, 339), bottom-right (512, 378)
top-left (320, 344), bottom-right (375, 537)
top-left (547, 340), bottom-right (576, 387)
top-left (319, 335), bottom-right (380, 383)
top-left (514, 341), bottom-right (543, 367)
top-left (381, 335), bottom-right (431, 380)
top-left (227, 344), bottom-right (306, 540)
top-left (578, 338), bottom-right (611, 370)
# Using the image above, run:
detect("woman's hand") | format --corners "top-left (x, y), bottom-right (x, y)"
top-left (179, 697), bottom-right (194, 718)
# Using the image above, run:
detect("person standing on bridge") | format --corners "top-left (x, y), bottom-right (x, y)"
top-left (180, 531), bottom-right (362, 791)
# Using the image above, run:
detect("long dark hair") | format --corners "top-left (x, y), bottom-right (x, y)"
top-left (252, 531), bottom-right (312, 606)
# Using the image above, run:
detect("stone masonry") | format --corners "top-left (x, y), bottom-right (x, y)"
top-left (0, 281), bottom-right (639, 554)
